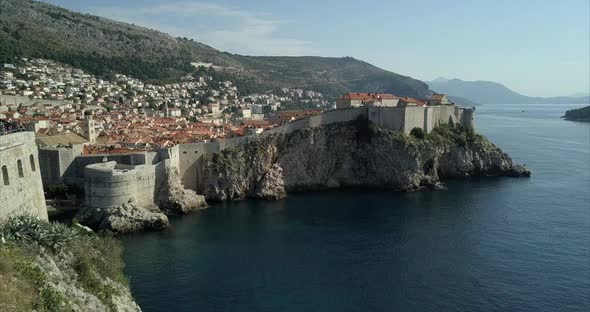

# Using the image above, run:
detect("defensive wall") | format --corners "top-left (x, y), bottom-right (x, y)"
top-left (0, 95), bottom-right (73, 107)
top-left (0, 132), bottom-right (48, 222)
top-left (37, 145), bottom-right (177, 209)
top-left (37, 105), bottom-right (474, 207)
top-left (177, 106), bottom-right (474, 190)
top-left (84, 160), bottom-right (169, 209)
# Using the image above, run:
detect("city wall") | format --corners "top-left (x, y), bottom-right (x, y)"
top-left (0, 132), bottom-right (48, 222)
top-left (177, 106), bottom-right (474, 191)
top-left (0, 95), bottom-right (72, 107)
top-left (84, 160), bottom-right (169, 209)
top-left (37, 105), bottom-right (474, 207)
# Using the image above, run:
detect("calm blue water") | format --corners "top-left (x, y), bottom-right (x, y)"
top-left (122, 104), bottom-right (590, 312)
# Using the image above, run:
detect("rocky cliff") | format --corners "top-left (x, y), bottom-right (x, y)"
top-left (198, 119), bottom-right (530, 201)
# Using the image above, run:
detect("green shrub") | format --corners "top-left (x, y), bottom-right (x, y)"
top-left (1, 216), bottom-right (128, 312)
top-left (427, 123), bottom-right (482, 146)
top-left (410, 127), bottom-right (426, 139)
top-left (39, 286), bottom-right (65, 312)
top-left (1, 215), bottom-right (82, 251)
top-left (352, 115), bottom-right (377, 143)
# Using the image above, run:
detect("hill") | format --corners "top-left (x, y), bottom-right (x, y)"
top-left (427, 78), bottom-right (590, 104)
top-left (0, 0), bottom-right (430, 99)
top-left (563, 106), bottom-right (590, 122)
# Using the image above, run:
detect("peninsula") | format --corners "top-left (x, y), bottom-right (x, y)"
top-left (563, 106), bottom-right (590, 122)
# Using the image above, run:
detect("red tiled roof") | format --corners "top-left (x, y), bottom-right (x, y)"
top-left (338, 93), bottom-right (399, 101)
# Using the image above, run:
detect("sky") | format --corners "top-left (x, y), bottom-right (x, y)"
top-left (44, 0), bottom-right (590, 97)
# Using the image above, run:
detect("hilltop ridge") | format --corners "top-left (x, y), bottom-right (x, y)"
top-left (0, 0), bottom-right (430, 98)
top-left (428, 78), bottom-right (590, 104)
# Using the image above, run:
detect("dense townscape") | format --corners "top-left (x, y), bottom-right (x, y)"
top-left (0, 58), bottom-right (330, 151)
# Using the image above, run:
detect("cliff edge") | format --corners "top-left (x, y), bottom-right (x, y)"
top-left (198, 119), bottom-right (530, 200)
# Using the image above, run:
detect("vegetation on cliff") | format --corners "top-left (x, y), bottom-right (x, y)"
top-left (199, 120), bottom-right (530, 201)
top-left (563, 106), bottom-right (590, 122)
top-left (0, 0), bottom-right (430, 98)
top-left (0, 216), bottom-right (140, 312)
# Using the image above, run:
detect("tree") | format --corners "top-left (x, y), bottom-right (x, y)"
top-left (410, 127), bottom-right (426, 139)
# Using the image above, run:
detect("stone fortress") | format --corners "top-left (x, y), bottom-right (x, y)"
top-left (39, 104), bottom-right (475, 207)
top-left (0, 101), bottom-right (474, 222)
top-left (0, 130), bottom-right (48, 222)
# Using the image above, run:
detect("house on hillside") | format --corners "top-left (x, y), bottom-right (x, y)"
top-left (428, 94), bottom-right (451, 106)
top-left (397, 97), bottom-right (427, 107)
top-left (336, 93), bottom-right (399, 109)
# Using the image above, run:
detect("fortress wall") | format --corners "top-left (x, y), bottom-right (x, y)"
top-left (0, 132), bottom-right (48, 221)
top-left (131, 164), bottom-right (158, 207)
top-left (266, 108), bottom-right (366, 136)
top-left (461, 108), bottom-right (475, 129)
top-left (178, 142), bottom-right (219, 191)
top-left (0, 95), bottom-right (73, 107)
top-left (307, 108), bottom-right (367, 129)
top-left (265, 118), bottom-right (310, 135)
top-left (84, 162), bottom-right (132, 208)
top-left (39, 145), bottom-right (83, 186)
top-left (403, 106), bottom-right (427, 133)
top-left (84, 159), bottom-right (168, 208)
top-left (218, 136), bottom-right (256, 150)
top-left (63, 152), bottom-right (153, 186)
top-left (368, 107), bottom-right (405, 131)
top-left (158, 145), bottom-right (180, 169)
top-left (429, 106), bottom-right (460, 130)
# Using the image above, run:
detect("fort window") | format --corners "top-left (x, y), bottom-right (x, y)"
top-left (17, 160), bottom-right (24, 178)
top-left (30, 155), bottom-right (36, 171)
top-left (2, 166), bottom-right (8, 185)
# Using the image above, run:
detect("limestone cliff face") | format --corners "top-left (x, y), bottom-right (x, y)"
top-left (198, 121), bottom-right (530, 201)
top-left (156, 168), bottom-right (208, 214)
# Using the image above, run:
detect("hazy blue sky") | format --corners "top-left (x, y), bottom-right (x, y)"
top-left (44, 0), bottom-right (589, 97)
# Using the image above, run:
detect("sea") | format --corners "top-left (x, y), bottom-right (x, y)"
top-left (121, 104), bottom-right (590, 312)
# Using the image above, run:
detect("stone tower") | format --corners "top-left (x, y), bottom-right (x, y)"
top-left (82, 110), bottom-right (97, 143)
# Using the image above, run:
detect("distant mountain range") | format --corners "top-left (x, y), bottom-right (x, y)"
top-left (427, 78), bottom-right (590, 105)
top-left (0, 0), bottom-right (430, 99)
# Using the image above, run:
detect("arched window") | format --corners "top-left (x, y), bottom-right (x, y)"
top-left (17, 159), bottom-right (24, 178)
top-left (2, 166), bottom-right (8, 185)
top-left (30, 155), bottom-right (36, 171)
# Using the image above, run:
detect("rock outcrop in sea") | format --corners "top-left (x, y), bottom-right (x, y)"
top-left (198, 119), bottom-right (530, 201)
top-left (75, 201), bottom-right (169, 234)
top-left (76, 168), bottom-right (207, 234)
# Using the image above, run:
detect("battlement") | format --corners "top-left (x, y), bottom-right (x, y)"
top-left (83, 158), bottom-right (172, 209)
top-left (37, 105), bottom-right (475, 211)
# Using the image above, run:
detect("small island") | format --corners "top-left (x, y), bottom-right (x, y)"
top-left (563, 106), bottom-right (590, 122)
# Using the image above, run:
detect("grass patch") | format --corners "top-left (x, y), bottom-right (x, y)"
top-left (0, 245), bottom-right (66, 311)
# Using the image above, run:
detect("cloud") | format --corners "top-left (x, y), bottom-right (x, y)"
top-left (89, 1), bottom-right (317, 56)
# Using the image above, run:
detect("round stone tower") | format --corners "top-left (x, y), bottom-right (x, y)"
top-left (462, 108), bottom-right (475, 130)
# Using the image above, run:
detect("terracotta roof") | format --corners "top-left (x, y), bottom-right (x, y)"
top-left (430, 94), bottom-right (446, 100)
top-left (35, 132), bottom-right (88, 147)
top-left (338, 93), bottom-right (399, 101)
